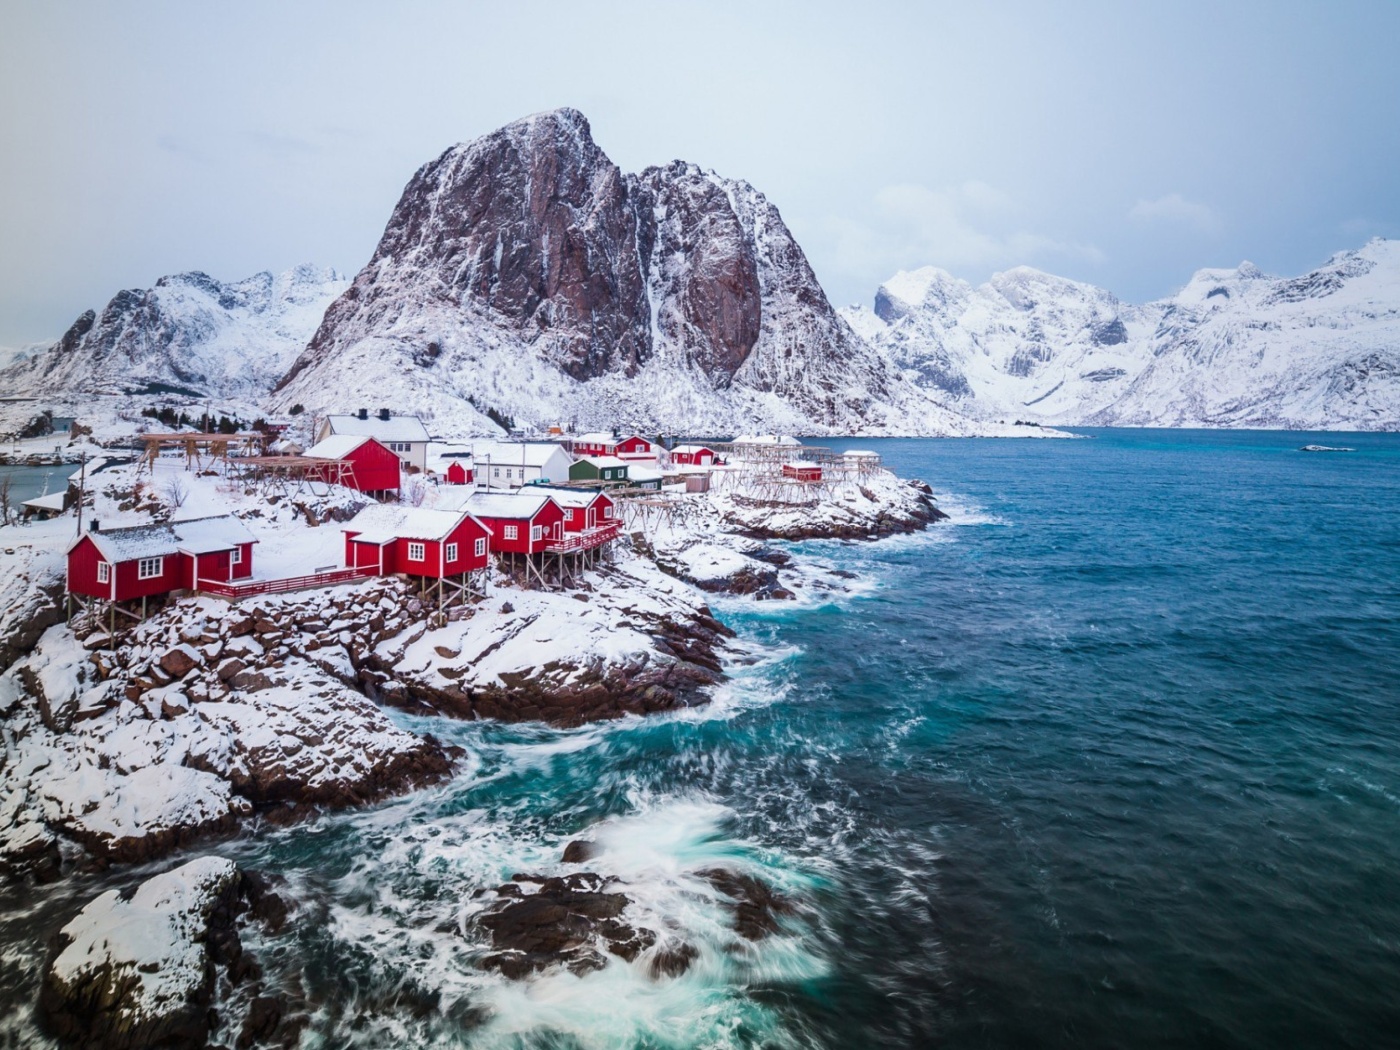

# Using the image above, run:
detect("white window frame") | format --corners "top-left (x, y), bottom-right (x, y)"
top-left (407, 541), bottom-right (426, 562)
top-left (568, 508), bottom-right (578, 522)
top-left (137, 556), bottom-right (163, 580)
top-left (445, 542), bottom-right (458, 562)
top-left (530, 525), bottom-right (543, 542)
top-left (474, 537), bottom-right (487, 557)
top-left (503, 525), bottom-right (518, 541)
top-left (96, 561), bottom-right (110, 584)
top-left (231, 546), bottom-right (242, 565)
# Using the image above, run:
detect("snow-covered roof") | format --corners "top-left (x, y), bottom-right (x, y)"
top-left (22, 492), bottom-right (66, 512)
top-left (75, 515), bottom-right (255, 562)
top-left (67, 457), bottom-right (109, 484)
top-left (343, 504), bottom-right (481, 544)
top-left (842, 449), bottom-right (879, 457)
top-left (579, 455), bottom-right (628, 470)
top-left (269, 438), bottom-right (303, 454)
top-left (531, 486), bottom-right (608, 508)
top-left (472, 441), bottom-right (570, 468)
top-left (671, 444), bottom-right (716, 455)
top-left (305, 434), bottom-right (372, 460)
top-left (784, 461), bottom-right (820, 470)
top-left (169, 515), bottom-right (258, 555)
top-left (425, 442), bottom-right (475, 475)
top-left (628, 464), bottom-right (663, 481)
top-left (574, 431), bottom-right (617, 444)
top-left (466, 490), bottom-right (555, 519)
top-left (324, 414), bottom-right (429, 442)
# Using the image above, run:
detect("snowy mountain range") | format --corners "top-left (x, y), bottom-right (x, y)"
top-left (0, 265), bottom-right (347, 401)
top-left (271, 108), bottom-right (986, 437)
top-left (843, 238), bottom-right (1400, 430)
top-left (3, 107), bottom-right (1395, 435)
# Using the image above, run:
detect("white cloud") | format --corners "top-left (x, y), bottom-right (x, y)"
top-left (817, 181), bottom-right (1103, 292)
top-left (1128, 193), bottom-right (1221, 235)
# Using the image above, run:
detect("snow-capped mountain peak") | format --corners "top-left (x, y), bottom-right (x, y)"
top-left (845, 238), bottom-right (1400, 429)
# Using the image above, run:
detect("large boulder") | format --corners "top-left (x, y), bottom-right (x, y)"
top-left (40, 856), bottom-right (240, 1049)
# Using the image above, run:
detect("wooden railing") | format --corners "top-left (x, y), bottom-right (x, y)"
top-left (543, 520), bottom-right (622, 553)
top-left (197, 565), bottom-right (378, 599)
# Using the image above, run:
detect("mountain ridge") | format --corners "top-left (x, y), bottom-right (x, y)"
top-left (843, 237), bottom-right (1400, 430)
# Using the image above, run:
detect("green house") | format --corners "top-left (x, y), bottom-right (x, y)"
top-left (569, 455), bottom-right (629, 484)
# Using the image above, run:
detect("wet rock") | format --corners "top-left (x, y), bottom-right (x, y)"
top-left (697, 867), bottom-right (795, 940)
top-left (241, 870), bottom-right (292, 934)
top-left (562, 839), bottom-right (599, 864)
top-left (648, 941), bottom-right (698, 979)
top-left (476, 872), bottom-right (650, 978)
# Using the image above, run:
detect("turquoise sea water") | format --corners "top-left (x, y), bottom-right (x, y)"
top-left (2, 429), bottom-right (1399, 1047)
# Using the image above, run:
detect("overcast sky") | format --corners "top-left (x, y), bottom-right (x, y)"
top-left (2, 0), bottom-right (1397, 346)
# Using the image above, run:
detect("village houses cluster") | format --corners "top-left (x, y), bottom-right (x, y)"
top-left (61, 410), bottom-right (758, 628)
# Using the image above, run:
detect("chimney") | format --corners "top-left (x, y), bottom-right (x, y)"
top-left (89, 519), bottom-right (100, 532)
top-left (357, 408), bottom-right (368, 420)
top-left (378, 408), bottom-right (391, 422)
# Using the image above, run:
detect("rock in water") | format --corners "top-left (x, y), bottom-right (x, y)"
top-left (475, 872), bottom-right (655, 978)
top-left (41, 856), bottom-right (240, 1049)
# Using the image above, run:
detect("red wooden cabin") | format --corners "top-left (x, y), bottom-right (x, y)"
top-left (305, 435), bottom-right (402, 497)
top-left (342, 505), bottom-right (491, 577)
top-left (671, 444), bottom-right (719, 467)
top-left (782, 462), bottom-right (823, 483)
top-left (533, 487), bottom-right (616, 533)
top-left (464, 491), bottom-right (566, 554)
top-left (614, 435), bottom-right (655, 460)
top-left (67, 516), bottom-right (257, 603)
top-left (445, 460), bottom-right (473, 485)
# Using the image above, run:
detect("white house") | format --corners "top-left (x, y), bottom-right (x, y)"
top-left (471, 441), bottom-right (574, 489)
top-left (316, 410), bottom-right (430, 472)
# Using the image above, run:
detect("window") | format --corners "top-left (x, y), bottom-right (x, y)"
top-left (231, 546), bottom-right (242, 565)
top-left (388, 441), bottom-right (411, 453)
top-left (604, 505), bottom-right (615, 519)
top-left (137, 557), bottom-right (163, 580)
top-left (503, 525), bottom-right (518, 541)
top-left (568, 508), bottom-right (578, 522)
top-left (474, 537), bottom-right (486, 557)
top-left (445, 543), bottom-right (458, 562)
top-left (530, 525), bottom-right (543, 542)
top-left (408, 542), bottom-right (426, 561)
top-left (493, 467), bottom-right (501, 477)
top-left (96, 561), bottom-right (110, 584)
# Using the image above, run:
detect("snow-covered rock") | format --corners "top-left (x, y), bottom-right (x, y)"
top-left (271, 108), bottom-right (1000, 438)
top-left (40, 856), bottom-right (240, 1049)
top-left (0, 265), bottom-right (346, 401)
top-left (845, 238), bottom-right (1400, 430)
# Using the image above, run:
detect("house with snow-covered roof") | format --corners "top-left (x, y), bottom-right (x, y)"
top-left (304, 435), bottom-right (402, 498)
top-left (464, 490), bottom-right (566, 554)
top-left (531, 485), bottom-right (618, 533)
top-left (669, 444), bottom-right (720, 467)
top-left (472, 441), bottom-right (573, 489)
top-left (570, 432), bottom-right (656, 460)
top-left (568, 456), bottom-right (629, 485)
top-left (342, 504), bottom-right (490, 579)
top-left (316, 410), bottom-right (429, 472)
top-left (66, 515), bottom-right (258, 610)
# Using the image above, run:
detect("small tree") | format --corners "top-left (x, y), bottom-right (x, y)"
top-left (163, 476), bottom-right (189, 512)
top-left (0, 474), bottom-right (12, 526)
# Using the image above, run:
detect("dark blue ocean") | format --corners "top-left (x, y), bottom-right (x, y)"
top-left (3, 428), bottom-right (1399, 1048)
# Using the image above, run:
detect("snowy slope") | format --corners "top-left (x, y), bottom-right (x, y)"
top-left (272, 109), bottom-right (1005, 438)
top-left (0, 265), bottom-right (347, 401)
top-left (845, 238), bottom-right (1400, 430)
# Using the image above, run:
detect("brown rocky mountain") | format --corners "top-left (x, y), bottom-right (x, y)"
top-left (273, 108), bottom-right (970, 436)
